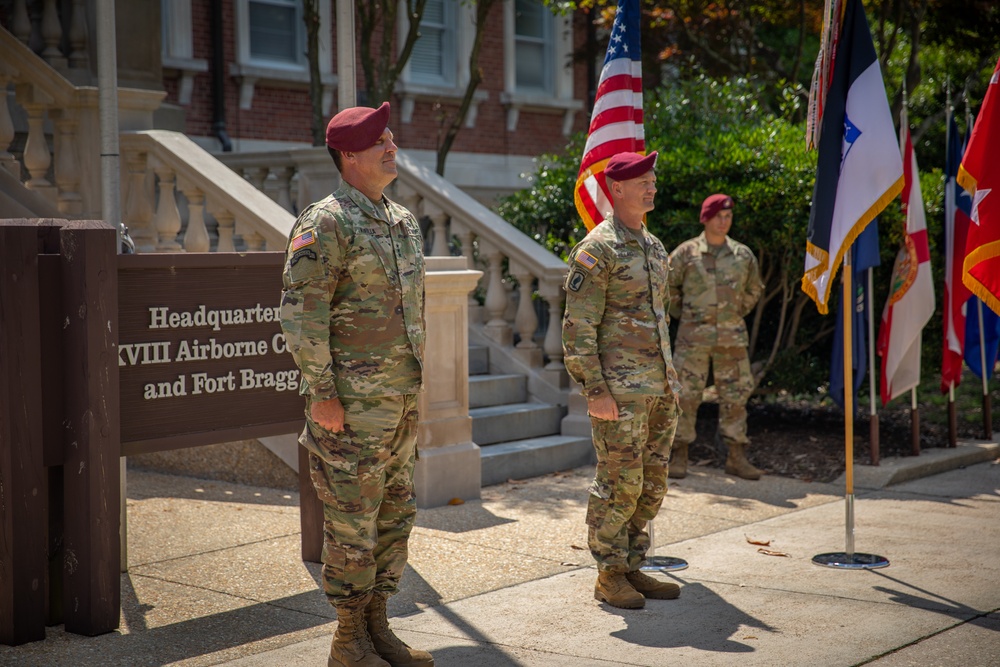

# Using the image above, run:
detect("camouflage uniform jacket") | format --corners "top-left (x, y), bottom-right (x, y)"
top-left (562, 215), bottom-right (680, 399)
top-left (280, 181), bottom-right (425, 401)
top-left (668, 232), bottom-right (763, 348)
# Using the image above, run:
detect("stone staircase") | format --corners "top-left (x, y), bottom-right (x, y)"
top-left (469, 345), bottom-right (593, 486)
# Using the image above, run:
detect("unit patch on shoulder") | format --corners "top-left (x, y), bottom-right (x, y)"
top-left (291, 230), bottom-right (316, 250)
top-left (567, 267), bottom-right (588, 292)
top-left (575, 250), bottom-right (599, 270)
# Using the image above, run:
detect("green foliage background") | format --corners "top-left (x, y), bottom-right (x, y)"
top-left (495, 75), bottom-right (956, 396)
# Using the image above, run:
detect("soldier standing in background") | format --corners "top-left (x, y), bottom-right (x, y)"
top-left (280, 102), bottom-right (434, 667)
top-left (563, 151), bottom-right (683, 610)
top-left (667, 194), bottom-right (764, 481)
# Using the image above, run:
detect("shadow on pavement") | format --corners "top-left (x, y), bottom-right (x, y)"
top-left (610, 582), bottom-right (775, 653)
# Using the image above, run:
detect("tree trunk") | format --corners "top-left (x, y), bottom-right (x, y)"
top-left (304, 0), bottom-right (324, 146)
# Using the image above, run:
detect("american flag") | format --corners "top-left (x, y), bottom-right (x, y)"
top-left (574, 0), bottom-right (644, 231)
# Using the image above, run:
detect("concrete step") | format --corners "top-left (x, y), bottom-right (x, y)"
top-left (469, 345), bottom-right (489, 375)
top-left (470, 402), bottom-right (563, 446)
top-left (469, 373), bottom-right (526, 408)
top-left (480, 435), bottom-right (595, 486)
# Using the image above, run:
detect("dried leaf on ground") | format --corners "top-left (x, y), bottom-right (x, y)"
top-left (745, 535), bottom-right (771, 546)
top-left (447, 497), bottom-right (465, 506)
top-left (570, 544), bottom-right (586, 550)
top-left (560, 561), bottom-right (580, 567)
top-left (757, 547), bottom-right (791, 557)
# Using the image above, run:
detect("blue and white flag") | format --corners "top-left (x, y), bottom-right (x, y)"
top-left (802, 0), bottom-right (903, 314)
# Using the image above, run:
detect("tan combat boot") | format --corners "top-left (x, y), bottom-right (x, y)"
top-left (365, 591), bottom-right (434, 667)
top-left (594, 571), bottom-right (645, 609)
top-left (668, 442), bottom-right (689, 479)
top-left (626, 570), bottom-right (681, 599)
top-left (725, 442), bottom-right (762, 480)
top-left (330, 593), bottom-right (389, 667)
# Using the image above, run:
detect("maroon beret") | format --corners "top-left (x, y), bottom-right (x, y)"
top-left (700, 193), bottom-right (734, 222)
top-left (604, 151), bottom-right (658, 182)
top-left (325, 102), bottom-right (390, 151)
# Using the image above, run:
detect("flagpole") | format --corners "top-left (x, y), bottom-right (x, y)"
top-left (867, 268), bottom-right (879, 464)
top-left (977, 299), bottom-right (994, 439)
top-left (813, 251), bottom-right (889, 570)
top-left (844, 253), bottom-right (855, 555)
top-left (945, 86), bottom-right (958, 449)
top-left (948, 383), bottom-right (958, 447)
top-left (910, 387), bottom-right (921, 455)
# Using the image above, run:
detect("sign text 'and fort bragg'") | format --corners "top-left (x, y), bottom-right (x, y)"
top-left (117, 253), bottom-right (303, 454)
top-left (120, 304), bottom-right (299, 399)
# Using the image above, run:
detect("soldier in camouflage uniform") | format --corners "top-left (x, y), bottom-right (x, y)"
top-left (667, 194), bottom-right (764, 481)
top-left (280, 102), bottom-right (433, 667)
top-left (563, 151), bottom-right (683, 610)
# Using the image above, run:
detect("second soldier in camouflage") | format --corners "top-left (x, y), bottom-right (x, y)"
top-left (563, 151), bottom-right (683, 610)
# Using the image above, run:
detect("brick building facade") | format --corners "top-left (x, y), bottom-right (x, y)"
top-left (156, 0), bottom-right (593, 200)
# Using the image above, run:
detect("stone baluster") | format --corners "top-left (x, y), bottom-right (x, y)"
top-left (480, 242), bottom-right (512, 345)
top-left (510, 262), bottom-right (543, 367)
top-left (69, 0), bottom-right (90, 70)
top-left (0, 74), bottom-right (18, 178)
top-left (152, 163), bottom-right (183, 251)
top-left (12, 0), bottom-right (31, 44)
top-left (241, 229), bottom-right (266, 252)
top-left (179, 182), bottom-right (210, 252)
top-left (213, 208), bottom-right (237, 252)
top-left (244, 166), bottom-right (267, 193)
top-left (20, 93), bottom-right (56, 199)
top-left (273, 166), bottom-right (294, 212)
top-left (52, 112), bottom-right (82, 214)
top-left (539, 281), bottom-right (566, 372)
top-left (510, 263), bottom-right (539, 347)
top-left (424, 202), bottom-right (450, 256)
top-left (40, 0), bottom-right (66, 66)
top-left (27, 1), bottom-right (44, 54)
top-left (450, 221), bottom-right (482, 323)
top-left (124, 151), bottom-right (157, 252)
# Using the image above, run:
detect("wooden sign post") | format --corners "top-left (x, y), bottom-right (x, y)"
top-left (0, 220), bottom-right (315, 646)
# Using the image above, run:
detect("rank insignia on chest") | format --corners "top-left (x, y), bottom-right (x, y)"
top-left (291, 230), bottom-right (316, 250)
top-left (575, 250), bottom-right (599, 270)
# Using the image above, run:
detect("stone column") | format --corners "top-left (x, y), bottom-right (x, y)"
top-left (414, 256), bottom-right (484, 508)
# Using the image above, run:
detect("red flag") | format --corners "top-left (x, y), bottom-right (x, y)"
top-left (958, 57), bottom-right (1000, 314)
top-left (878, 108), bottom-right (934, 406)
top-left (574, 0), bottom-right (644, 231)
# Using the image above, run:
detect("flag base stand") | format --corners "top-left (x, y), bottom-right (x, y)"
top-left (811, 552), bottom-right (889, 569)
top-left (640, 522), bottom-right (688, 572)
top-left (812, 495), bottom-right (889, 570)
top-left (641, 556), bottom-right (688, 572)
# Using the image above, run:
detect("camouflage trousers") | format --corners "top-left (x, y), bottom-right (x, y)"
top-left (304, 394), bottom-right (418, 608)
top-left (587, 394), bottom-right (678, 573)
top-left (673, 345), bottom-right (754, 447)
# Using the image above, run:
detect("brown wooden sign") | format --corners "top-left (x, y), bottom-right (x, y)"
top-left (118, 252), bottom-right (303, 455)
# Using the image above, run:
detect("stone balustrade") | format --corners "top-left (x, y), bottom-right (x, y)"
top-left (1, 26), bottom-right (164, 219)
top-left (119, 131), bottom-right (295, 253)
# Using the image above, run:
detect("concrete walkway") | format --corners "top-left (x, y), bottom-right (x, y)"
top-left (2, 441), bottom-right (999, 667)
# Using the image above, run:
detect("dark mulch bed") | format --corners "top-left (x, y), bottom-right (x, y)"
top-left (686, 398), bottom-right (978, 483)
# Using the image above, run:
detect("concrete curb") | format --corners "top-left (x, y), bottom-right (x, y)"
top-left (834, 440), bottom-right (999, 490)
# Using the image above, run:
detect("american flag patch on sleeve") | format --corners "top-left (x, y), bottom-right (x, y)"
top-left (575, 250), bottom-right (599, 270)
top-left (291, 230), bottom-right (315, 250)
